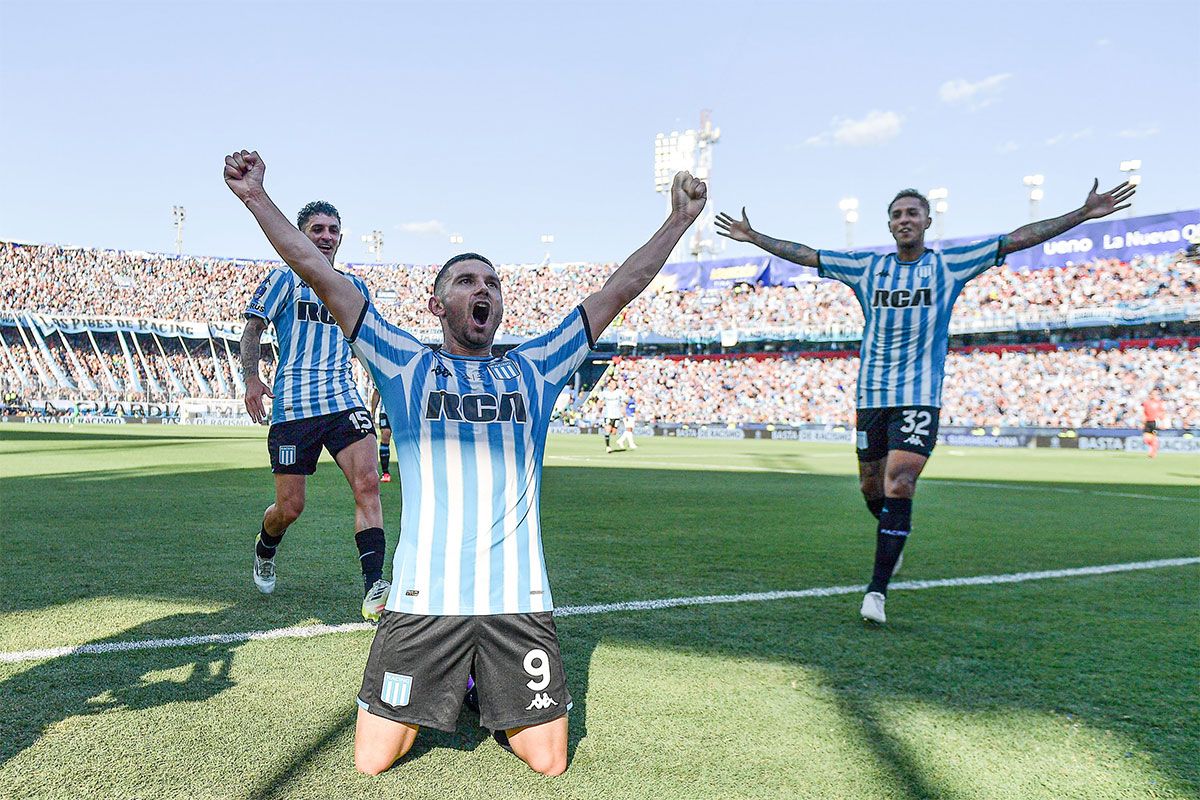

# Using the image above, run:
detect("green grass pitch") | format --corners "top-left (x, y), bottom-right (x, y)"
top-left (1, 423), bottom-right (1197, 799)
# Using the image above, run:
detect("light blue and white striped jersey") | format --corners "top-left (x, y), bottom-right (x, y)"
top-left (349, 301), bottom-right (595, 616)
top-left (818, 238), bottom-right (1003, 409)
top-left (245, 267), bottom-right (371, 424)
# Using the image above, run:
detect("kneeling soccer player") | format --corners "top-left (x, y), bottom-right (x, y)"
top-left (225, 148), bottom-right (707, 776)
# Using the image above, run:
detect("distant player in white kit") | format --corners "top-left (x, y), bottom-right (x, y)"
top-left (616, 392), bottom-right (638, 450)
top-left (225, 148), bottom-right (707, 776)
top-left (597, 379), bottom-right (625, 453)
top-left (717, 178), bottom-right (1135, 624)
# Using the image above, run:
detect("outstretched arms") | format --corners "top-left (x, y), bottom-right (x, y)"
top-left (223, 150), bottom-right (365, 337)
top-left (580, 171), bottom-right (707, 341)
top-left (715, 208), bottom-right (820, 267)
top-left (240, 316), bottom-right (272, 423)
top-left (1000, 179), bottom-right (1136, 256)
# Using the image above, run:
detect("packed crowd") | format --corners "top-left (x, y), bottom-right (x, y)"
top-left (4, 322), bottom-right (1195, 429)
top-left (595, 344), bottom-right (1199, 430)
top-left (3, 241), bottom-right (1196, 339)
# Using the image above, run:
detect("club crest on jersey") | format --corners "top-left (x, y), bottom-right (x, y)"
top-left (917, 265), bottom-right (932, 279)
top-left (425, 390), bottom-right (528, 424)
top-left (872, 287), bottom-right (933, 308)
top-left (380, 672), bottom-right (413, 708)
top-left (278, 445), bottom-right (296, 466)
top-left (488, 360), bottom-right (520, 381)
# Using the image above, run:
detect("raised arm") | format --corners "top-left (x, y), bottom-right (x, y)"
top-left (223, 150), bottom-right (365, 337)
top-left (715, 208), bottom-right (820, 267)
top-left (1000, 179), bottom-right (1136, 256)
top-left (580, 171), bottom-right (706, 340)
top-left (239, 316), bottom-right (272, 423)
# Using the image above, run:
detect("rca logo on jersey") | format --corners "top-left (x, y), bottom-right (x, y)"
top-left (525, 693), bottom-right (559, 711)
top-left (425, 390), bottom-right (528, 424)
top-left (278, 445), bottom-right (296, 466)
top-left (296, 300), bottom-right (337, 325)
top-left (872, 288), bottom-right (933, 308)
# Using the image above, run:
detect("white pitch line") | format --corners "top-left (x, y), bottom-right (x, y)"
top-left (1, 557), bottom-right (1197, 665)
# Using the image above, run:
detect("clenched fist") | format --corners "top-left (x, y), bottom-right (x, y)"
top-left (671, 171), bottom-right (707, 222)
top-left (224, 150), bottom-right (266, 201)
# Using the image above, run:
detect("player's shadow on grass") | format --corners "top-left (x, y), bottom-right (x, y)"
top-left (0, 609), bottom-right (243, 770)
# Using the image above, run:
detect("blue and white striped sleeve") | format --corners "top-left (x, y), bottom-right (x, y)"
top-left (817, 250), bottom-right (873, 287)
top-left (942, 237), bottom-right (1004, 282)
top-left (244, 268), bottom-right (289, 322)
top-left (347, 301), bottom-right (426, 384)
top-left (510, 305), bottom-right (595, 391)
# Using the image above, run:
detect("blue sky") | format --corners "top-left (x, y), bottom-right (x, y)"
top-left (1, 0), bottom-right (1197, 264)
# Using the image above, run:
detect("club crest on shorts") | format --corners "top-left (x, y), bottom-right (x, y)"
top-left (856, 431), bottom-right (868, 450)
top-left (278, 445), bottom-right (296, 466)
top-left (488, 360), bottom-right (520, 381)
top-left (380, 672), bottom-right (413, 708)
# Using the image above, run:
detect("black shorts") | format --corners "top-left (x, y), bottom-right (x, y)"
top-left (605, 417), bottom-right (622, 428)
top-left (378, 410), bottom-right (391, 431)
top-left (856, 405), bottom-right (940, 461)
top-left (1144, 420), bottom-right (1157, 434)
top-left (357, 611), bottom-right (572, 733)
top-left (267, 407), bottom-right (375, 475)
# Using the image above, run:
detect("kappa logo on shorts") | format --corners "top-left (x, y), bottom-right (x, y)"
top-left (856, 431), bottom-right (868, 450)
top-left (904, 435), bottom-right (925, 446)
top-left (525, 692), bottom-right (559, 711)
top-left (380, 672), bottom-right (413, 708)
top-left (278, 445), bottom-right (297, 466)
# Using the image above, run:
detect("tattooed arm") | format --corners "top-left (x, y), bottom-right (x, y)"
top-left (1000, 179), bottom-right (1136, 256)
top-left (715, 207), bottom-right (820, 267)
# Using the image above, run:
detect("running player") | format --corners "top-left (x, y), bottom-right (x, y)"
top-left (241, 200), bottom-right (391, 621)
top-left (369, 387), bottom-right (393, 481)
top-left (717, 178), bottom-right (1135, 624)
top-left (596, 378), bottom-right (625, 453)
top-left (224, 149), bottom-right (706, 776)
top-left (1142, 389), bottom-right (1164, 458)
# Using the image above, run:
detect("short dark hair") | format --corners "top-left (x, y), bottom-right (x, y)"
top-left (296, 201), bottom-right (341, 231)
top-left (887, 189), bottom-right (930, 216)
top-left (433, 252), bottom-right (495, 297)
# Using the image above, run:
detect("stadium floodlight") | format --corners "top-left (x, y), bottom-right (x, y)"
top-left (449, 233), bottom-right (464, 245)
top-left (361, 230), bottom-right (384, 262)
top-left (928, 188), bottom-right (949, 250)
top-left (654, 111), bottom-right (722, 263)
top-left (1023, 174), bottom-right (1045, 221)
top-left (172, 205), bottom-right (185, 256)
top-left (839, 197), bottom-right (859, 248)
top-left (1119, 160), bottom-right (1141, 215)
top-left (540, 234), bottom-right (554, 244)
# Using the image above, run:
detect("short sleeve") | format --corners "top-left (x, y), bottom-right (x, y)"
top-left (509, 305), bottom-right (594, 392)
top-left (244, 268), bottom-right (290, 321)
top-left (347, 301), bottom-right (427, 383)
top-left (817, 250), bottom-right (874, 287)
top-left (942, 237), bottom-right (1004, 282)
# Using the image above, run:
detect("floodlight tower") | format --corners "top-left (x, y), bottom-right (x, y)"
top-left (362, 230), bottom-right (384, 262)
top-left (172, 205), bottom-right (185, 255)
top-left (1023, 174), bottom-right (1044, 222)
top-left (1119, 159), bottom-right (1142, 216)
top-left (928, 188), bottom-right (949, 251)
top-left (654, 110), bottom-right (721, 263)
top-left (839, 197), bottom-right (859, 248)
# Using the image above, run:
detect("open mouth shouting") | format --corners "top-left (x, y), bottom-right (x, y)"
top-left (471, 300), bottom-right (491, 329)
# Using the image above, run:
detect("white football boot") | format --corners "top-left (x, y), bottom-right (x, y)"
top-left (362, 579), bottom-right (391, 622)
top-left (860, 591), bottom-right (886, 624)
top-left (253, 553), bottom-right (276, 594)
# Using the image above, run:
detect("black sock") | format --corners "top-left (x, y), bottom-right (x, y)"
top-left (356, 527), bottom-right (386, 590)
top-left (867, 497), bottom-right (912, 595)
top-left (865, 496), bottom-right (885, 520)
top-left (604, 433), bottom-right (610, 447)
top-left (379, 443), bottom-right (390, 473)
top-left (257, 526), bottom-right (283, 560)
